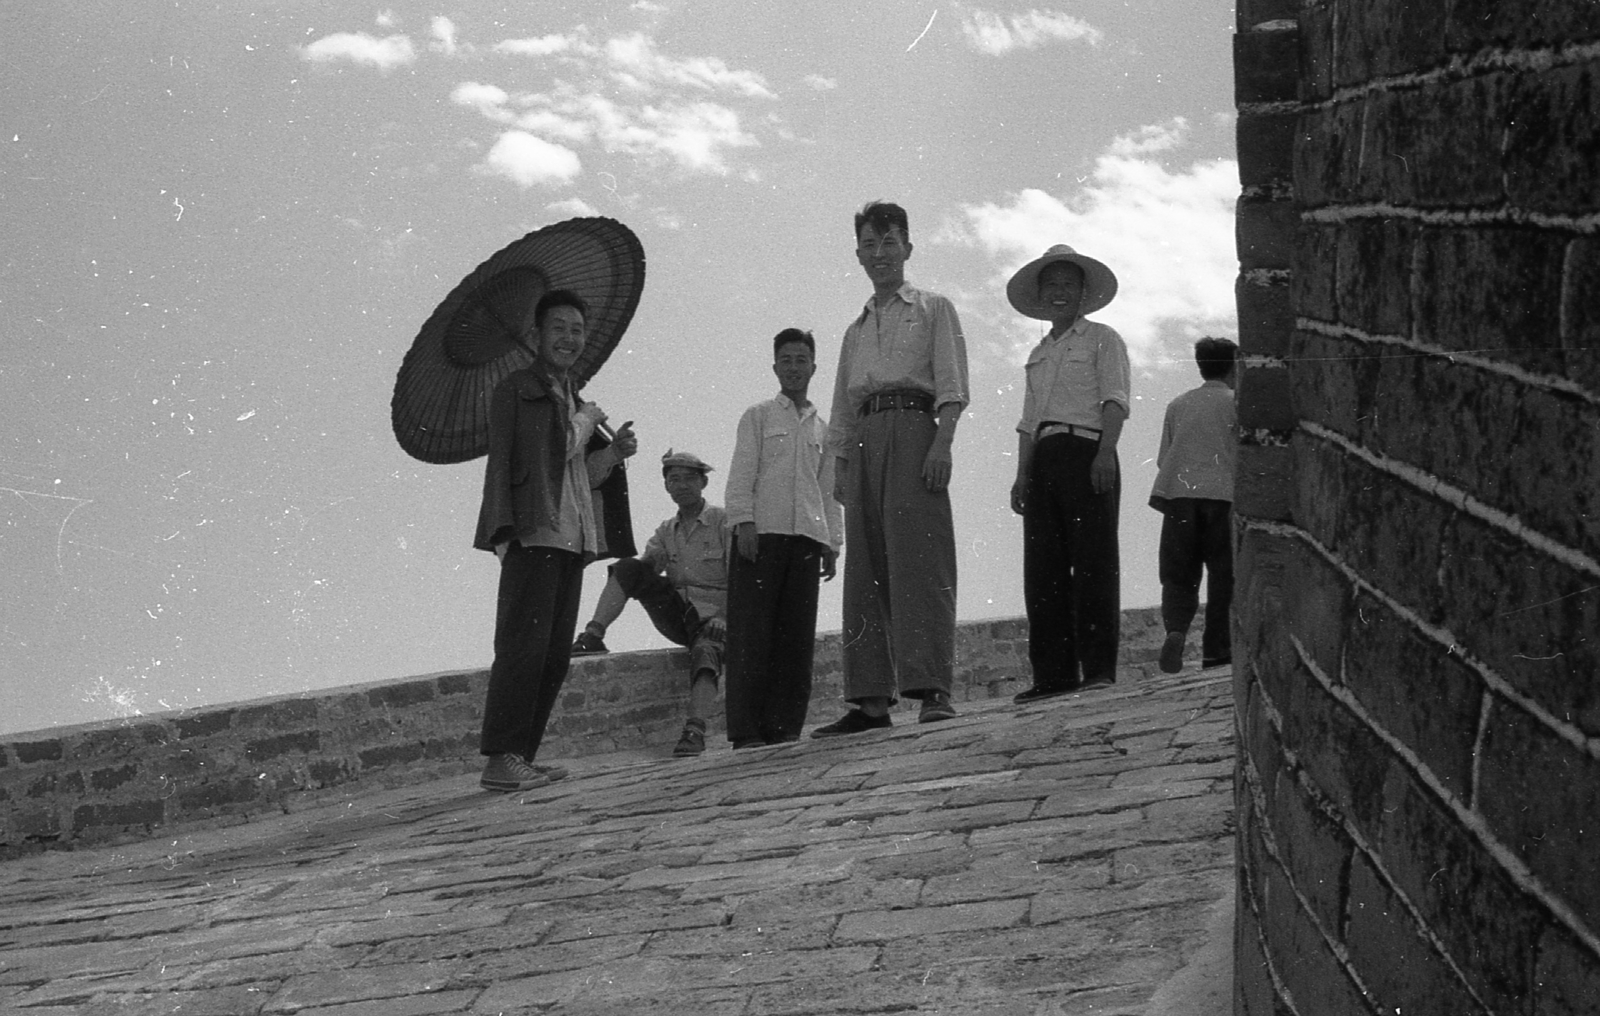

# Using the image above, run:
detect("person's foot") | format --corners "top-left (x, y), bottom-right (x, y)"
top-left (810, 709), bottom-right (892, 738)
top-left (480, 753), bottom-right (553, 792)
top-left (571, 631), bottom-right (609, 656)
top-left (1013, 684), bottom-right (1075, 704)
top-left (1201, 654), bottom-right (1232, 669)
top-left (1080, 673), bottom-right (1116, 691)
top-left (529, 763), bottom-right (568, 783)
top-left (1159, 631), bottom-right (1186, 674)
top-left (918, 690), bottom-right (957, 723)
top-left (673, 722), bottom-right (707, 756)
top-left (731, 738), bottom-right (768, 750)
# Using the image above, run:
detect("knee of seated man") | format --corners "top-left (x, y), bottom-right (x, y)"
top-left (609, 556), bottom-right (649, 592)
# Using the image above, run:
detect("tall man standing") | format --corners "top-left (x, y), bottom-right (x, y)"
top-left (814, 201), bottom-right (970, 736)
top-left (1007, 245), bottom-right (1129, 702)
top-left (474, 289), bottom-right (638, 792)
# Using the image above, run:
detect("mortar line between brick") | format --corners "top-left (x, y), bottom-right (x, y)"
top-left (1301, 203), bottom-right (1600, 235)
top-left (1469, 688), bottom-right (1494, 812)
top-left (1302, 419), bottom-right (1600, 581)
top-left (1238, 734), bottom-right (1365, 1012)
top-left (1244, 517), bottom-right (1600, 763)
top-left (1254, 552), bottom-right (1600, 962)
top-left (1283, 637), bottom-right (1504, 1012)
top-left (1296, 319), bottom-right (1600, 407)
top-left (1311, 39), bottom-right (1600, 108)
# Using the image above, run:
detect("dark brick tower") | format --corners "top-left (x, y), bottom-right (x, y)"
top-left (1232, 1), bottom-right (1600, 1011)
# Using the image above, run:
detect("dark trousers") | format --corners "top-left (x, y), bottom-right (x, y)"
top-left (610, 557), bottom-right (722, 677)
top-left (1024, 434), bottom-right (1120, 688)
top-left (724, 534), bottom-right (823, 744)
top-left (1158, 497), bottom-right (1233, 662)
top-left (480, 544), bottom-right (584, 760)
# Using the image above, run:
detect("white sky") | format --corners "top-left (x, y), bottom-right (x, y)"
top-left (0, 0), bottom-right (1239, 734)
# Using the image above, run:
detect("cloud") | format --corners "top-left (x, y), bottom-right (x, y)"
top-left (804, 74), bottom-right (838, 91)
top-left (957, 6), bottom-right (1103, 56)
top-left (477, 131), bottom-right (583, 188)
top-left (546, 197), bottom-right (600, 217)
top-left (430, 17), bottom-right (461, 56)
top-left (603, 33), bottom-right (775, 98)
top-left (451, 82), bottom-right (515, 122)
top-left (301, 32), bottom-right (417, 70)
top-left (494, 33), bottom-right (588, 57)
top-left (959, 119), bottom-right (1237, 364)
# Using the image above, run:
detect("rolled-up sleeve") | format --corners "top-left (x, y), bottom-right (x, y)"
top-left (928, 294), bottom-right (969, 414)
top-left (1099, 328), bottom-right (1131, 415)
top-left (825, 328), bottom-right (859, 458)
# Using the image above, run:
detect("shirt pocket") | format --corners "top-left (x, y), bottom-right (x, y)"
top-left (760, 422), bottom-right (794, 466)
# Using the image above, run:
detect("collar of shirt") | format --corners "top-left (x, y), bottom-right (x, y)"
top-left (856, 282), bottom-right (916, 322)
top-left (774, 392), bottom-right (817, 420)
top-left (1044, 316), bottom-right (1091, 344)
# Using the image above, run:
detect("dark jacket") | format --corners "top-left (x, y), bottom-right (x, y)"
top-left (473, 367), bottom-right (635, 561)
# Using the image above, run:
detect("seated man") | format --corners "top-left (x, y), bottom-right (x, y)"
top-left (571, 450), bottom-right (729, 756)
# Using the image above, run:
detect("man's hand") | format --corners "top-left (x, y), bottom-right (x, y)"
top-left (612, 420), bottom-right (638, 459)
top-left (923, 443), bottom-right (952, 493)
top-left (820, 547), bottom-right (838, 581)
top-left (576, 401), bottom-right (608, 430)
top-left (703, 618), bottom-right (726, 642)
top-left (494, 541), bottom-right (509, 562)
top-left (1090, 447), bottom-right (1117, 494)
top-left (735, 522), bottom-right (759, 563)
top-left (1010, 478), bottom-right (1028, 516)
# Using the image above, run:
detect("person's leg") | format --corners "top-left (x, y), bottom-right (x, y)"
top-left (839, 421), bottom-right (896, 712)
top-left (1022, 436), bottom-right (1080, 692)
top-left (722, 547), bottom-right (768, 746)
top-left (763, 535), bottom-right (821, 742)
top-left (879, 410), bottom-right (957, 704)
top-left (1158, 499), bottom-right (1204, 673)
top-left (481, 545), bottom-right (583, 760)
top-left (1198, 499), bottom-right (1234, 665)
top-left (1068, 439), bottom-right (1120, 684)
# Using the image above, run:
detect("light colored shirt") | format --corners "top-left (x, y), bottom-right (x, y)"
top-left (726, 395), bottom-right (843, 551)
top-left (1015, 317), bottom-right (1131, 437)
top-left (641, 504), bottom-right (730, 622)
top-left (1150, 380), bottom-right (1236, 504)
top-left (525, 390), bottom-right (604, 554)
top-left (826, 283), bottom-right (969, 457)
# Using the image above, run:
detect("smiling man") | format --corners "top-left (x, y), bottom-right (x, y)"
top-left (570, 449), bottom-right (729, 757)
top-left (815, 201), bottom-right (970, 736)
top-left (1007, 245), bottom-right (1130, 703)
top-left (474, 289), bottom-right (638, 791)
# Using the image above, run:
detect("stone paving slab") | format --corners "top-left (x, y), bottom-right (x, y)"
top-left (0, 668), bottom-right (1235, 1015)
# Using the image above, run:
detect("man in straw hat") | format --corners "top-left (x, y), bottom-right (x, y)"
top-left (1007, 245), bottom-right (1131, 702)
top-left (475, 289), bottom-right (639, 792)
top-left (814, 200), bottom-right (970, 736)
top-left (571, 449), bottom-right (729, 756)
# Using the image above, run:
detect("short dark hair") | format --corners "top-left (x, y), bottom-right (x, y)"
top-left (773, 328), bottom-right (815, 357)
top-left (1194, 336), bottom-right (1238, 380)
top-left (854, 201), bottom-right (909, 242)
top-left (533, 289), bottom-right (588, 330)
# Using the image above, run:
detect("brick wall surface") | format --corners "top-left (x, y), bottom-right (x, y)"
top-left (0, 610), bottom-right (1167, 856)
top-left (1234, 1), bottom-right (1600, 1013)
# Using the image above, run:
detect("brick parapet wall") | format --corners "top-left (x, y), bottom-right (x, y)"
top-left (0, 609), bottom-right (1168, 857)
top-left (1234, 1), bottom-right (1600, 1012)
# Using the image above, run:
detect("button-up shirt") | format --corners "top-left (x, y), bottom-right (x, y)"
top-left (1150, 380), bottom-right (1236, 505)
top-left (1015, 317), bottom-right (1131, 437)
top-left (726, 395), bottom-right (843, 551)
top-left (641, 504), bottom-right (730, 622)
top-left (826, 283), bottom-right (969, 457)
top-left (525, 389), bottom-right (604, 555)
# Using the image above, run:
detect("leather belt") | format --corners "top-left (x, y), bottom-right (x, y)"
top-left (1037, 422), bottom-right (1102, 440)
top-left (860, 391), bottom-right (934, 416)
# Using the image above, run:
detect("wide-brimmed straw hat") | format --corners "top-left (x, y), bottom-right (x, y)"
top-left (1006, 244), bottom-right (1119, 319)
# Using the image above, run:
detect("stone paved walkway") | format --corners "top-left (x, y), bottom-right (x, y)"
top-left (0, 668), bottom-right (1235, 1016)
